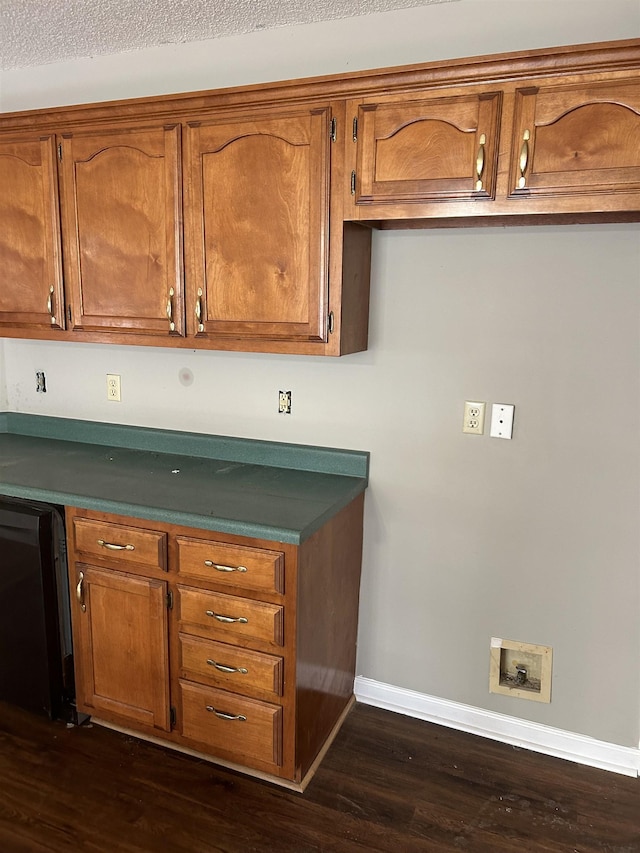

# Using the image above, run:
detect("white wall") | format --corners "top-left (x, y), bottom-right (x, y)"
top-left (2, 0), bottom-right (640, 749)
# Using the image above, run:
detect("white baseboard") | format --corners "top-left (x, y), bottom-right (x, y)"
top-left (354, 676), bottom-right (640, 778)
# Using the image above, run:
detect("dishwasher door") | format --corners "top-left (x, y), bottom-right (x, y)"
top-left (0, 497), bottom-right (74, 719)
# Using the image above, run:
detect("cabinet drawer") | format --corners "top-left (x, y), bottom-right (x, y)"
top-left (179, 634), bottom-right (283, 700)
top-left (176, 536), bottom-right (284, 594)
top-left (178, 585), bottom-right (284, 646)
top-left (180, 680), bottom-right (282, 767)
top-left (73, 517), bottom-right (166, 572)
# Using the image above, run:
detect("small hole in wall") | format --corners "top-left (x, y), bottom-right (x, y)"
top-left (36, 371), bottom-right (47, 393)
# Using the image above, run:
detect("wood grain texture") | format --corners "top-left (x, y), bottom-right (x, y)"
top-left (179, 680), bottom-right (282, 768)
top-left (4, 42), bottom-right (637, 353)
top-left (176, 536), bottom-right (285, 594)
top-left (508, 76), bottom-right (640, 199)
top-left (178, 633), bottom-right (284, 700)
top-left (0, 134), bottom-right (64, 330)
top-left (295, 494), bottom-right (365, 778)
top-left (357, 91), bottom-right (501, 203)
top-left (184, 106), bottom-right (331, 343)
top-left (73, 517), bottom-right (167, 573)
top-left (0, 700), bottom-right (637, 852)
top-left (71, 565), bottom-right (170, 732)
top-left (59, 123), bottom-right (184, 337)
top-left (177, 585), bottom-right (285, 648)
top-left (65, 499), bottom-right (365, 784)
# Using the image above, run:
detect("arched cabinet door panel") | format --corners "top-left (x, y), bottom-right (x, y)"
top-left (354, 89), bottom-right (502, 204)
top-left (184, 106), bottom-right (332, 343)
top-left (509, 77), bottom-right (640, 201)
top-left (0, 134), bottom-right (65, 331)
top-left (59, 123), bottom-right (184, 337)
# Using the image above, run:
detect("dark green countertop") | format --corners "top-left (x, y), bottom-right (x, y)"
top-left (0, 413), bottom-right (369, 544)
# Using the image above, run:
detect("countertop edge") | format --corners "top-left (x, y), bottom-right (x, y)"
top-left (2, 412), bottom-right (370, 480)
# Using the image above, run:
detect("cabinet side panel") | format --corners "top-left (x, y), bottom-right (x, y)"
top-left (295, 493), bottom-right (365, 776)
top-left (337, 223), bottom-right (372, 355)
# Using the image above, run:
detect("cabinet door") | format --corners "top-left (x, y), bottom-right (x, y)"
top-left (72, 565), bottom-right (170, 732)
top-left (508, 77), bottom-right (640, 201)
top-left (354, 90), bottom-right (501, 205)
top-left (0, 134), bottom-right (65, 331)
top-left (59, 124), bottom-right (183, 336)
top-left (184, 106), bottom-right (332, 343)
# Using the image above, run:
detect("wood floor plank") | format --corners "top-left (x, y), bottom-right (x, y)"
top-left (0, 701), bottom-right (637, 852)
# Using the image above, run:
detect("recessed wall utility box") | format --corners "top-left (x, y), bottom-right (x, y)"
top-left (489, 637), bottom-right (552, 703)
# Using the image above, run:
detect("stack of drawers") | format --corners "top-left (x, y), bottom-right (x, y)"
top-left (176, 536), bottom-right (287, 768)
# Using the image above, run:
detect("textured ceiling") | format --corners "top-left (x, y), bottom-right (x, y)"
top-left (0, 0), bottom-right (453, 71)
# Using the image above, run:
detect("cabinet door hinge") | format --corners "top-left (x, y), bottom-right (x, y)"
top-left (57, 143), bottom-right (63, 162)
top-left (328, 311), bottom-right (335, 334)
top-left (330, 117), bottom-right (337, 143)
top-left (166, 590), bottom-right (173, 610)
top-left (66, 305), bottom-right (72, 324)
top-left (352, 117), bottom-right (358, 142)
top-left (170, 706), bottom-right (176, 728)
top-left (350, 170), bottom-right (356, 195)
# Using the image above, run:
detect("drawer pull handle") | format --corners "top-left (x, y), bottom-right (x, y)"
top-left (204, 560), bottom-right (247, 574)
top-left (206, 659), bottom-right (248, 675)
top-left (205, 610), bottom-right (248, 624)
top-left (97, 539), bottom-right (135, 552)
top-left (205, 705), bottom-right (247, 722)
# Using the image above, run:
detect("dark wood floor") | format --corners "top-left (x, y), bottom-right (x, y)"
top-left (0, 701), bottom-right (637, 853)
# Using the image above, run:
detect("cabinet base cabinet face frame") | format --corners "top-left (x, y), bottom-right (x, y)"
top-left (65, 501), bottom-right (364, 785)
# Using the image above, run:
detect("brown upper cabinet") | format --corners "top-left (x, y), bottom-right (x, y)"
top-left (345, 46), bottom-right (640, 225)
top-left (0, 38), bottom-right (638, 352)
top-left (0, 133), bottom-right (64, 331)
top-left (59, 123), bottom-right (184, 337)
top-left (352, 89), bottom-right (502, 206)
top-left (507, 76), bottom-right (640, 204)
top-left (184, 106), bottom-right (332, 345)
top-left (0, 99), bottom-right (370, 355)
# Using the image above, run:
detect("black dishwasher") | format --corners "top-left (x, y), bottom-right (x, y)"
top-left (0, 496), bottom-right (78, 721)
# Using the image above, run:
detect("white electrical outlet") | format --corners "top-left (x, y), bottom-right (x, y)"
top-left (106, 374), bottom-right (121, 402)
top-left (490, 403), bottom-right (515, 439)
top-left (278, 390), bottom-right (292, 414)
top-left (462, 401), bottom-right (486, 435)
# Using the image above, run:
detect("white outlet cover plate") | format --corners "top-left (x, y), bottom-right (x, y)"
top-left (462, 400), bottom-right (486, 435)
top-left (490, 403), bottom-right (515, 439)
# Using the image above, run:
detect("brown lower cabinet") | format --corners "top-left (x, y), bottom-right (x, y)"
top-left (66, 497), bottom-right (364, 787)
